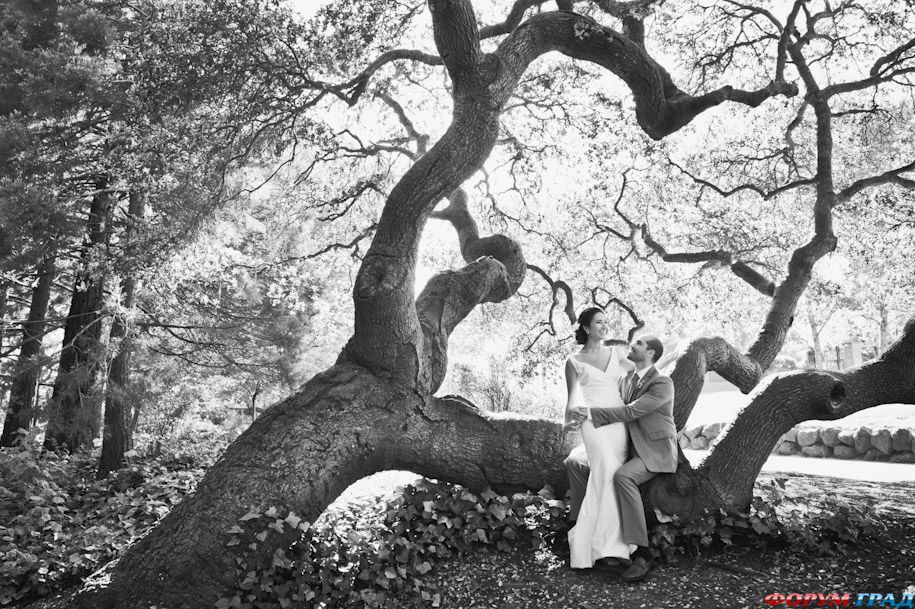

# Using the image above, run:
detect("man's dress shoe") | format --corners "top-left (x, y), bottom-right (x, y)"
top-left (621, 556), bottom-right (652, 582)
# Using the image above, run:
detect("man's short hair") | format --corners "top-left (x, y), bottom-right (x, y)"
top-left (645, 336), bottom-right (664, 363)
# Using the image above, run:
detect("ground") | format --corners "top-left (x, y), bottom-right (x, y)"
top-left (329, 472), bottom-right (915, 609)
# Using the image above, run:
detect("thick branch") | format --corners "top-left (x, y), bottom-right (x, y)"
top-left (640, 227), bottom-right (777, 297)
top-left (836, 159), bottom-right (915, 203)
top-left (525, 263), bottom-right (576, 329)
top-left (430, 0), bottom-right (482, 80)
top-left (421, 189), bottom-right (526, 391)
top-left (493, 12), bottom-right (797, 140)
top-left (702, 313), bottom-right (915, 507)
top-left (669, 337), bottom-right (764, 430)
top-left (391, 395), bottom-right (571, 494)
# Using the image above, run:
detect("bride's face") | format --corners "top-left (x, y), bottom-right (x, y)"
top-left (586, 312), bottom-right (611, 341)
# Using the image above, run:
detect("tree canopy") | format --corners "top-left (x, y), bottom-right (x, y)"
top-left (1, 0), bottom-right (913, 607)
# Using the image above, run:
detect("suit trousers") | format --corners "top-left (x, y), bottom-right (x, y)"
top-left (613, 456), bottom-right (657, 547)
top-left (564, 449), bottom-right (589, 522)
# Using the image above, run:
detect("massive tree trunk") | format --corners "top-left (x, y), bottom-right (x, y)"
top-left (62, 364), bottom-right (572, 607)
top-left (1, 258), bottom-right (55, 446)
top-left (69, 2), bottom-right (915, 607)
top-left (98, 192), bottom-right (145, 478)
top-left (44, 183), bottom-right (111, 452)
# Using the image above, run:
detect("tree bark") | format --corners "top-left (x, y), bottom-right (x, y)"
top-left (58, 4), bottom-right (802, 606)
top-left (60, 364), bottom-right (574, 608)
top-left (44, 183), bottom-right (111, 452)
top-left (1, 258), bottom-right (55, 446)
top-left (98, 192), bottom-right (145, 478)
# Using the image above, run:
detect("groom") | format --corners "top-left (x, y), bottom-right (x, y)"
top-left (566, 335), bottom-right (677, 582)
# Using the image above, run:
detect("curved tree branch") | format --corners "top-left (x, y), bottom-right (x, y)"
top-left (421, 189), bottom-right (526, 391)
top-left (525, 263), bottom-right (576, 330)
top-left (640, 226), bottom-right (777, 297)
top-left (836, 159), bottom-right (915, 204)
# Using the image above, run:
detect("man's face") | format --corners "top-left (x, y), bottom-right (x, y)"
top-left (627, 337), bottom-right (652, 365)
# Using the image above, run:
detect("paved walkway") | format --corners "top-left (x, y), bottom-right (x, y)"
top-left (683, 449), bottom-right (915, 483)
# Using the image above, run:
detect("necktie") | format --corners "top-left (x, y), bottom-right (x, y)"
top-left (629, 374), bottom-right (639, 402)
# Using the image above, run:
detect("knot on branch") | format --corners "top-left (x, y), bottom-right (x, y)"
top-left (768, 79), bottom-right (799, 98)
top-left (766, 370), bottom-right (846, 423)
top-left (431, 189), bottom-right (526, 297)
top-left (644, 466), bottom-right (707, 524)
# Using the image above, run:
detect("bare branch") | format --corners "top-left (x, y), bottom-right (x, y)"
top-left (329, 49), bottom-right (443, 106)
top-left (837, 160), bottom-right (915, 204)
top-left (479, 0), bottom-right (548, 39)
top-left (668, 157), bottom-right (816, 200)
top-left (525, 263), bottom-right (576, 333)
top-left (776, 0), bottom-right (804, 82)
top-left (640, 226), bottom-right (777, 297)
top-left (377, 92), bottom-right (430, 156)
top-left (589, 287), bottom-right (643, 342)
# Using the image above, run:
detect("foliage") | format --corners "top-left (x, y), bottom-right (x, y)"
top-left (217, 480), bottom-right (566, 609)
top-left (650, 478), bottom-right (879, 563)
top-left (0, 440), bottom-right (883, 609)
top-left (0, 428), bottom-right (227, 606)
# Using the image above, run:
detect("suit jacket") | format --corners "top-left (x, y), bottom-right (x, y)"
top-left (590, 366), bottom-right (677, 473)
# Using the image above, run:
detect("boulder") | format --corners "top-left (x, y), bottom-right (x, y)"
top-left (833, 445), bottom-right (857, 460)
top-left (796, 428), bottom-right (820, 447)
top-left (684, 426), bottom-right (702, 440)
top-left (819, 427), bottom-right (841, 447)
top-left (836, 429), bottom-right (856, 446)
top-left (889, 452), bottom-right (915, 464)
top-left (678, 434), bottom-right (690, 449)
top-left (782, 428), bottom-right (798, 443)
top-left (702, 422), bottom-right (725, 439)
top-left (776, 441), bottom-right (799, 456)
top-left (854, 427), bottom-right (873, 454)
top-left (892, 428), bottom-right (913, 452)
top-left (862, 447), bottom-right (885, 461)
top-left (871, 429), bottom-right (893, 455)
top-left (801, 445), bottom-right (830, 458)
top-left (692, 436), bottom-right (709, 450)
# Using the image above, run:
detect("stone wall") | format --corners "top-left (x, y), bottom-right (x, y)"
top-left (678, 423), bottom-right (915, 463)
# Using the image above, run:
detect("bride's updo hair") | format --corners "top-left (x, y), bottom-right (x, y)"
top-left (575, 307), bottom-right (604, 345)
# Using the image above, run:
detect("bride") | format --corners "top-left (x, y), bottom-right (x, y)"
top-left (563, 307), bottom-right (634, 569)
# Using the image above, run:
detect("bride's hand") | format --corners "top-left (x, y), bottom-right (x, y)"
top-left (563, 407), bottom-right (587, 431)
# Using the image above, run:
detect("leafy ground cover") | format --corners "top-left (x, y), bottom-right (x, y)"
top-left (4, 430), bottom-right (914, 609)
top-left (399, 474), bottom-right (915, 609)
top-left (0, 426), bottom-right (233, 606)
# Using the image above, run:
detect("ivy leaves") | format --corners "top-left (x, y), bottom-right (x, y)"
top-left (218, 480), bottom-right (566, 608)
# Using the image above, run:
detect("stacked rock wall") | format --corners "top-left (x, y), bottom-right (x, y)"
top-left (678, 424), bottom-right (915, 463)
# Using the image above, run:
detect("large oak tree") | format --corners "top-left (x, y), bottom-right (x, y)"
top-left (48, 0), bottom-right (915, 607)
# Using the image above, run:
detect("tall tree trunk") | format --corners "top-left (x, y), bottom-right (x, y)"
top-left (44, 182), bottom-right (111, 452)
top-left (878, 303), bottom-right (890, 352)
top-left (1, 259), bottom-right (55, 446)
top-left (96, 275), bottom-right (136, 476)
top-left (98, 192), bottom-right (145, 478)
top-left (0, 280), bottom-right (9, 418)
top-left (809, 313), bottom-right (824, 367)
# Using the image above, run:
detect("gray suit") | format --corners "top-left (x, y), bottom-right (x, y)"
top-left (581, 366), bottom-right (676, 547)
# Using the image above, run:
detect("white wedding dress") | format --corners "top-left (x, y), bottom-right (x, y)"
top-left (567, 348), bottom-right (633, 569)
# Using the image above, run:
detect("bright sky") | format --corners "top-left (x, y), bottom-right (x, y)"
top-left (286, 0), bottom-right (326, 19)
